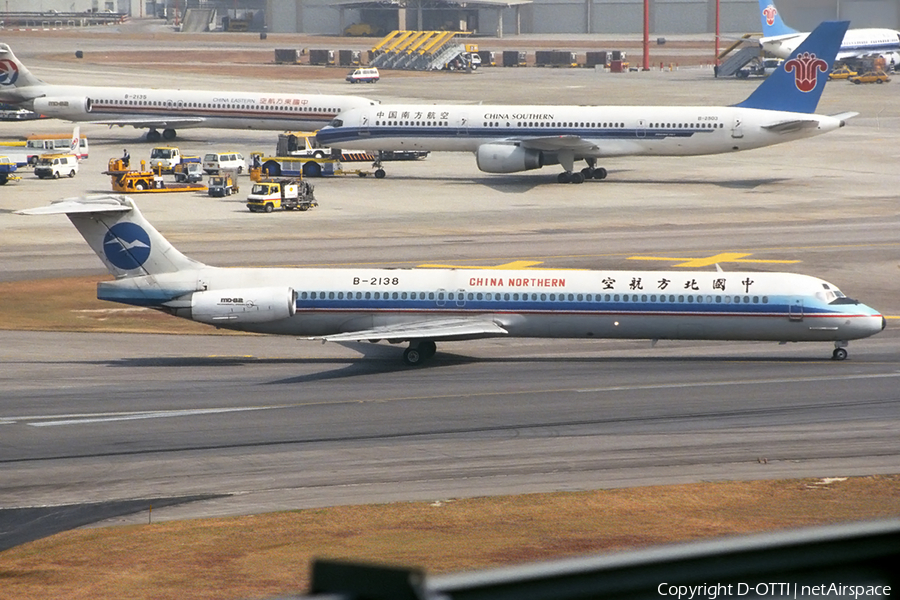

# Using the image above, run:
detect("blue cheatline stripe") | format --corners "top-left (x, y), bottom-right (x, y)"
top-left (317, 126), bottom-right (710, 146)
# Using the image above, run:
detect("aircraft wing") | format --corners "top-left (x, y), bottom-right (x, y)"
top-left (88, 116), bottom-right (208, 129)
top-left (320, 316), bottom-right (509, 343)
top-left (517, 135), bottom-right (600, 153)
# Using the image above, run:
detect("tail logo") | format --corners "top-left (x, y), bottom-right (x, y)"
top-left (0, 59), bottom-right (19, 86)
top-left (762, 4), bottom-right (777, 26)
top-left (103, 223), bottom-right (151, 270)
top-left (784, 52), bottom-right (828, 92)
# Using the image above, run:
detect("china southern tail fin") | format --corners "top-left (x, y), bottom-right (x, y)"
top-left (758, 0), bottom-right (798, 38)
top-left (17, 195), bottom-right (204, 279)
top-left (0, 43), bottom-right (47, 92)
top-left (735, 20), bottom-right (848, 114)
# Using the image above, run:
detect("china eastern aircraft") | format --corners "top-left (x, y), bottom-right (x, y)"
top-left (758, 0), bottom-right (900, 64)
top-left (19, 195), bottom-right (885, 365)
top-left (0, 43), bottom-right (375, 142)
top-left (317, 21), bottom-right (854, 184)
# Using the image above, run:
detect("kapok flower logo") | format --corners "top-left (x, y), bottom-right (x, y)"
top-left (784, 52), bottom-right (828, 92)
top-left (762, 5), bottom-right (778, 26)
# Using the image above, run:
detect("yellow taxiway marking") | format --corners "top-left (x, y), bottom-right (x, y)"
top-left (417, 260), bottom-right (548, 270)
top-left (628, 252), bottom-right (801, 268)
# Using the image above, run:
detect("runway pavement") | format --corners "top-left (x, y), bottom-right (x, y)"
top-left (0, 24), bottom-right (898, 536)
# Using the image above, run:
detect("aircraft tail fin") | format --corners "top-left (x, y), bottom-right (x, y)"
top-left (17, 195), bottom-right (204, 279)
top-left (735, 20), bottom-right (848, 114)
top-left (758, 0), bottom-right (798, 37)
top-left (0, 43), bottom-right (48, 91)
top-left (69, 126), bottom-right (80, 155)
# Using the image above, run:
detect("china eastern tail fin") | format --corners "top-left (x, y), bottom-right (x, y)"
top-left (17, 195), bottom-right (204, 278)
top-left (0, 43), bottom-right (47, 94)
top-left (735, 20), bottom-right (848, 114)
top-left (758, 0), bottom-right (798, 37)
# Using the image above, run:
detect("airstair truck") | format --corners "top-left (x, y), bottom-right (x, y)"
top-left (246, 178), bottom-right (317, 213)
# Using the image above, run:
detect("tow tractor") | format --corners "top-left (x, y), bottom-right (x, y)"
top-left (252, 155), bottom-right (385, 181)
top-left (208, 172), bottom-right (239, 197)
top-left (104, 158), bottom-right (207, 193)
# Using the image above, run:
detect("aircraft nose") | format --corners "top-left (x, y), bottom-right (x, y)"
top-left (882, 316), bottom-right (887, 331)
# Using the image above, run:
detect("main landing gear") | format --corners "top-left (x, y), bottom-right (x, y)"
top-left (556, 156), bottom-right (608, 184)
top-left (403, 340), bottom-right (437, 366)
top-left (146, 128), bottom-right (177, 142)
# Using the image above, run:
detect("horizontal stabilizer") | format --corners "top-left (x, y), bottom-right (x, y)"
top-left (830, 111), bottom-right (859, 123)
top-left (761, 119), bottom-right (821, 134)
top-left (321, 317), bottom-right (509, 343)
top-left (16, 195), bottom-right (134, 216)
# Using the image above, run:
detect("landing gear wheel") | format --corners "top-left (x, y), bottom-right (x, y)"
top-left (557, 171), bottom-right (571, 184)
top-left (580, 167), bottom-right (594, 180)
top-left (147, 130), bottom-right (162, 142)
top-left (594, 167), bottom-right (608, 180)
top-left (418, 340), bottom-right (437, 359)
top-left (403, 347), bottom-right (423, 366)
top-left (374, 168), bottom-right (386, 179)
top-left (832, 347), bottom-right (848, 361)
top-left (570, 172), bottom-right (585, 184)
top-left (162, 128), bottom-right (176, 140)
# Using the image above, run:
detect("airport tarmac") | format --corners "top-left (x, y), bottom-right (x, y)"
top-left (1, 24), bottom-right (899, 531)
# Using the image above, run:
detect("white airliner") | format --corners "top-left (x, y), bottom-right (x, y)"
top-left (19, 195), bottom-right (885, 365)
top-left (0, 43), bottom-right (375, 142)
top-left (758, 0), bottom-right (900, 64)
top-left (316, 21), bottom-right (854, 184)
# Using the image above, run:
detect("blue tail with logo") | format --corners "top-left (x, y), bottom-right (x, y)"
top-left (758, 0), bottom-right (798, 37)
top-left (735, 20), bottom-right (848, 114)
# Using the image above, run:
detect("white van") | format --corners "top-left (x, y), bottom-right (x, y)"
top-left (203, 152), bottom-right (246, 174)
top-left (346, 67), bottom-right (379, 84)
top-left (34, 153), bottom-right (78, 179)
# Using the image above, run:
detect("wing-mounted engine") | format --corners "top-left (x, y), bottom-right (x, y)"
top-left (190, 287), bottom-right (297, 324)
top-left (32, 96), bottom-right (92, 118)
top-left (475, 143), bottom-right (545, 173)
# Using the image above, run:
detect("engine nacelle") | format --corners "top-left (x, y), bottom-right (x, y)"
top-left (190, 287), bottom-right (297, 325)
top-left (475, 143), bottom-right (544, 174)
top-left (32, 96), bottom-right (92, 119)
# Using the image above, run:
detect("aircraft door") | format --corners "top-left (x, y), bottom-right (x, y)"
top-left (788, 298), bottom-right (804, 321)
top-left (456, 114), bottom-right (468, 136)
top-left (359, 114), bottom-right (370, 137)
top-left (636, 119), bottom-right (647, 139)
top-left (731, 117), bottom-right (743, 139)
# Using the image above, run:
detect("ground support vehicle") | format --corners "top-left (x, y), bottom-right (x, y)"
top-left (149, 147), bottom-right (199, 173)
top-left (203, 152), bottom-right (247, 174)
top-left (246, 178), bottom-right (317, 213)
top-left (174, 161), bottom-right (204, 183)
top-left (105, 159), bottom-right (206, 193)
top-left (34, 153), bottom-right (78, 179)
top-left (256, 156), bottom-right (385, 180)
top-left (829, 66), bottom-right (858, 80)
top-left (0, 155), bottom-right (21, 184)
top-left (208, 173), bottom-right (239, 197)
top-left (849, 70), bottom-right (890, 84)
top-left (346, 67), bottom-right (380, 83)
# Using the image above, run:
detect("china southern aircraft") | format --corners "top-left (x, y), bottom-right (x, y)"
top-left (758, 0), bottom-right (900, 64)
top-left (316, 21), bottom-right (854, 184)
top-left (0, 43), bottom-right (375, 142)
top-left (19, 195), bottom-right (885, 365)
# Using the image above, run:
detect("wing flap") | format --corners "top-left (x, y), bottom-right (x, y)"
top-left (321, 317), bottom-right (508, 343)
top-left (518, 135), bottom-right (598, 153)
top-left (88, 117), bottom-right (207, 129)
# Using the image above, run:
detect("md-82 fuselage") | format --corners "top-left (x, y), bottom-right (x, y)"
top-left (19, 196), bottom-right (885, 366)
top-left (0, 43), bottom-right (375, 142)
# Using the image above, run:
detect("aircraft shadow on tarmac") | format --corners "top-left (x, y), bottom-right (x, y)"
top-left (102, 350), bottom-right (842, 385)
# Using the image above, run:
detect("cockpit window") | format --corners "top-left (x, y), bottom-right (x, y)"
top-left (328, 118), bottom-right (343, 128)
top-left (829, 296), bottom-right (860, 305)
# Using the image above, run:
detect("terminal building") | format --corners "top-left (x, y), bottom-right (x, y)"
top-left (2, 0), bottom-right (898, 35)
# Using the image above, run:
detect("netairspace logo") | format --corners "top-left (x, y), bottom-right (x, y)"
top-left (657, 583), bottom-right (892, 600)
